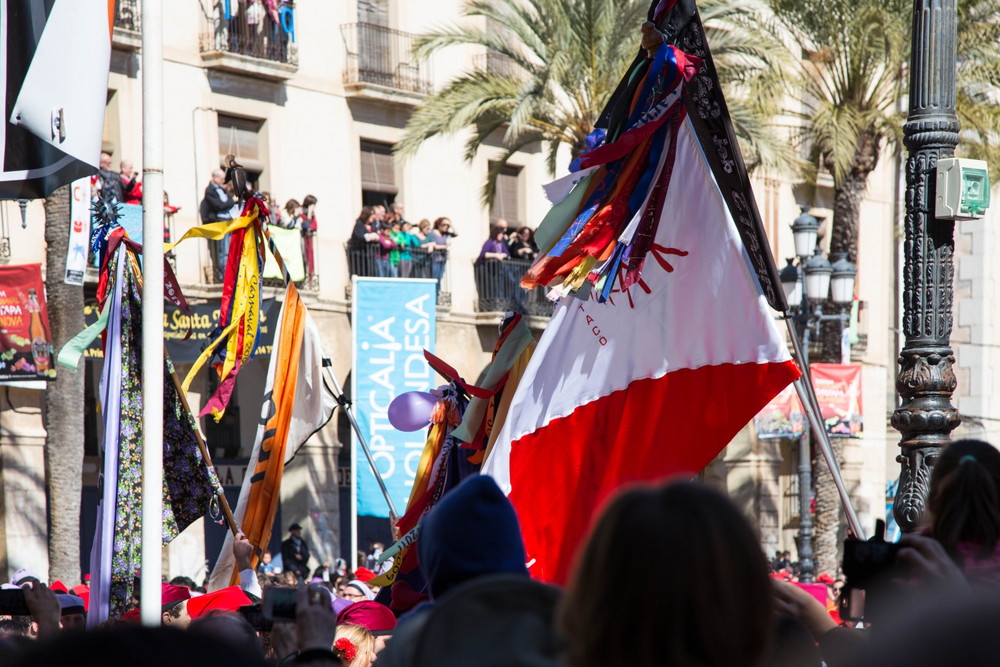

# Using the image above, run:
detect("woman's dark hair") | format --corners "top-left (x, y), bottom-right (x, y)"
top-left (928, 439), bottom-right (1000, 561)
top-left (284, 199), bottom-right (300, 216)
top-left (433, 217), bottom-right (450, 231)
top-left (559, 481), bottom-right (773, 667)
top-left (302, 194), bottom-right (318, 208)
top-left (517, 226), bottom-right (534, 240)
top-left (489, 225), bottom-right (505, 239)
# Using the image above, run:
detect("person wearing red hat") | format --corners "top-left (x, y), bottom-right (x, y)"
top-left (337, 601), bottom-right (396, 658)
top-left (161, 582), bottom-right (193, 627)
top-left (186, 586), bottom-right (252, 619)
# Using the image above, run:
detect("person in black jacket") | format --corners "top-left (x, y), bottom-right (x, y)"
top-left (280, 523), bottom-right (311, 581)
top-left (199, 169), bottom-right (237, 281)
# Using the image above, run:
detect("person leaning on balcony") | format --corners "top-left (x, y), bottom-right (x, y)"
top-left (349, 206), bottom-right (380, 277)
top-left (508, 226), bottom-right (539, 260)
top-left (200, 168), bottom-right (238, 281)
top-left (376, 224), bottom-right (399, 278)
top-left (301, 194), bottom-right (318, 277)
top-left (283, 198), bottom-right (302, 229)
top-left (427, 218), bottom-right (455, 289)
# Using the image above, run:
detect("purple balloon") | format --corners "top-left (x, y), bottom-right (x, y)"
top-left (388, 391), bottom-right (439, 431)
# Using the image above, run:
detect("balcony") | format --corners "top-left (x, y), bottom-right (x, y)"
top-left (113, 0), bottom-right (141, 50)
top-left (200, 2), bottom-right (298, 81)
top-left (474, 257), bottom-right (554, 318)
top-left (341, 23), bottom-right (431, 104)
top-left (345, 243), bottom-right (451, 308)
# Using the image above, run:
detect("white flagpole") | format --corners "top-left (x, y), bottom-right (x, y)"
top-left (140, 0), bottom-right (165, 626)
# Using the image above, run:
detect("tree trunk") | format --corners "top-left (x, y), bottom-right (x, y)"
top-left (811, 437), bottom-right (844, 576)
top-left (812, 135), bottom-right (879, 575)
top-left (43, 185), bottom-right (85, 584)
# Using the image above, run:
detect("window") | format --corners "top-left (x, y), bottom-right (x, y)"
top-left (360, 139), bottom-right (397, 206)
top-left (218, 114), bottom-right (265, 188)
top-left (490, 162), bottom-right (522, 225)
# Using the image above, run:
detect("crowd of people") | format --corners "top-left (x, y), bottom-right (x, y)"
top-left (348, 203), bottom-right (456, 293)
top-left (4, 438), bottom-right (1000, 665)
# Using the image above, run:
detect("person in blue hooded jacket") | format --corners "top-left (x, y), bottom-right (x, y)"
top-left (377, 474), bottom-right (563, 667)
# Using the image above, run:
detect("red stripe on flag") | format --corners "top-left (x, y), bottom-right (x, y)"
top-left (506, 359), bottom-right (800, 585)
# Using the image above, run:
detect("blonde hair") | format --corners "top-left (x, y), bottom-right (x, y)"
top-left (333, 624), bottom-right (376, 667)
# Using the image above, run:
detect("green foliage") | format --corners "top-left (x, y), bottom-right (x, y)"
top-left (770, 0), bottom-right (1000, 186)
top-left (956, 0), bottom-right (1000, 176)
top-left (397, 0), bottom-right (791, 206)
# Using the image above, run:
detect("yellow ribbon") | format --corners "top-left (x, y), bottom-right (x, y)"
top-left (177, 208), bottom-right (263, 421)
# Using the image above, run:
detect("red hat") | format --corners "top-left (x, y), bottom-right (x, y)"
top-left (336, 600), bottom-right (397, 634)
top-left (50, 580), bottom-right (68, 594)
top-left (72, 584), bottom-right (90, 611)
top-left (161, 583), bottom-right (192, 609)
top-left (186, 586), bottom-right (252, 619)
top-left (353, 567), bottom-right (377, 582)
top-left (817, 573), bottom-right (835, 585)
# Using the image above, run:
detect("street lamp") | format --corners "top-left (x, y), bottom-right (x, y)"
top-left (780, 208), bottom-right (857, 583)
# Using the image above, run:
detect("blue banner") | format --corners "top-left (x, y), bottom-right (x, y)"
top-left (352, 278), bottom-right (437, 518)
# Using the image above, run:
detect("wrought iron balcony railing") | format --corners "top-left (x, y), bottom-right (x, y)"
top-left (201, 1), bottom-right (298, 67)
top-left (474, 257), bottom-right (554, 318)
top-left (341, 23), bottom-right (431, 95)
top-left (115, 0), bottom-right (141, 32)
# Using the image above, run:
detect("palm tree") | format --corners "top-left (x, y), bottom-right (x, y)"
top-left (768, 0), bottom-right (1000, 576)
top-left (43, 185), bottom-right (86, 584)
top-left (396, 0), bottom-right (791, 205)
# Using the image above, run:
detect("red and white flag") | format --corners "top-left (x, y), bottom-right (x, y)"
top-left (482, 117), bottom-right (800, 584)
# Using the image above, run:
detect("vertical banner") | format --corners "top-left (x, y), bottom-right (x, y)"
top-left (754, 363), bottom-right (863, 439)
top-left (352, 277), bottom-right (437, 518)
top-left (0, 264), bottom-right (55, 380)
top-left (65, 177), bottom-right (92, 285)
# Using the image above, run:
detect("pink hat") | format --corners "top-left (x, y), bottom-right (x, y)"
top-left (336, 600), bottom-right (397, 634)
top-left (161, 583), bottom-right (192, 609)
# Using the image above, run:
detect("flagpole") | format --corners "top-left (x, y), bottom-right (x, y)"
top-left (785, 319), bottom-right (866, 540)
top-left (140, 0), bottom-right (165, 627)
top-left (322, 361), bottom-right (399, 521)
top-left (166, 360), bottom-right (240, 535)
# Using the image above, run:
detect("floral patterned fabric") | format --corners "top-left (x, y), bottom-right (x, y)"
top-left (105, 250), bottom-right (222, 617)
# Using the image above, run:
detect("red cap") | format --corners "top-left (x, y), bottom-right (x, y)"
top-left (336, 600), bottom-right (396, 633)
top-left (161, 583), bottom-right (192, 608)
top-left (49, 580), bottom-right (68, 594)
top-left (353, 567), bottom-right (377, 582)
top-left (817, 573), bottom-right (835, 585)
top-left (72, 585), bottom-right (90, 611)
top-left (186, 586), bottom-right (252, 619)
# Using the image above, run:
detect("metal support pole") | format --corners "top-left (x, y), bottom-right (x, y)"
top-left (140, 0), bottom-right (165, 627)
top-left (892, 0), bottom-right (960, 532)
top-left (797, 325), bottom-right (815, 583)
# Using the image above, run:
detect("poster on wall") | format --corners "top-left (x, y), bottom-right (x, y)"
top-left (65, 177), bottom-right (92, 285)
top-left (0, 264), bottom-right (55, 380)
top-left (352, 277), bottom-right (437, 519)
top-left (754, 363), bottom-right (863, 439)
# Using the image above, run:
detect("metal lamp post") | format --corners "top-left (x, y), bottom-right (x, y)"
top-left (780, 207), bottom-right (857, 583)
top-left (892, 0), bottom-right (960, 532)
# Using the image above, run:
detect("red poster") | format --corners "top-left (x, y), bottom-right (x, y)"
top-left (0, 264), bottom-right (55, 381)
top-left (754, 363), bottom-right (862, 439)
